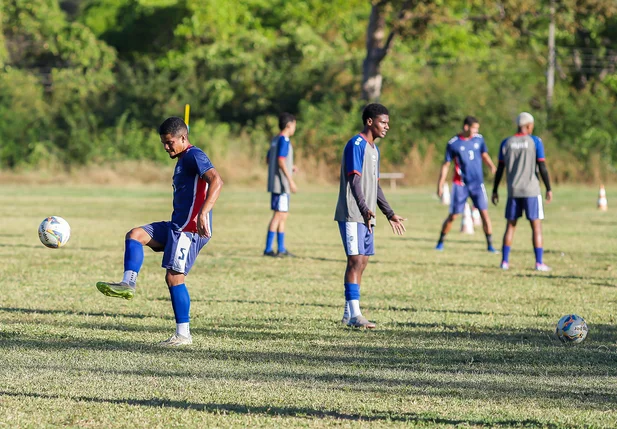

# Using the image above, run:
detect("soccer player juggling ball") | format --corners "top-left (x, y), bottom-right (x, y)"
top-left (264, 113), bottom-right (297, 257)
top-left (435, 116), bottom-right (498, 252)
top-left (492, 112), bottom-right (553, 271)
top-left (96, 117), bottom-right (224, 346)
top-left (334, 103), bottom-right (406, 329)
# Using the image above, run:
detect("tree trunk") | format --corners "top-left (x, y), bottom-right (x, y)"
top-left (362, 3), bottom-right (389, 101)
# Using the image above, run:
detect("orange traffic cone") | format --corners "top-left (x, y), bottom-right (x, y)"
top-left (461, 202), bottom-right (474, 234)
top-left (598, 184), bottom-right (608, 211)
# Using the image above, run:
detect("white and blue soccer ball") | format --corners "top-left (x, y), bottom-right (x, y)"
top-left (38, 216), bottom-right (71, 248)
top-left (555, 314), bottom-right (588, 344)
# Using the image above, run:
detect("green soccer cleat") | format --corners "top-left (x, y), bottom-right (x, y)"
top-left (159, 333), bottom-right (193, 347)
top-left (96, 281), bottom-right (135, 300)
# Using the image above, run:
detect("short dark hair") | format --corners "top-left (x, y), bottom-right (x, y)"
top-left (279, 112), bottom-right (295, 131)
top-left (463, 116), bottom-right (479, 128)
top-left (158, 117), bottom-right (188, 136)
top-left (362, 103), bottom-right (389, 125)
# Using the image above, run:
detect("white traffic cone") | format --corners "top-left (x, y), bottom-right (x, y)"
top-left (441, 183), bottom-right (451, 205)
top-left (461, 202), bottom-right (474, 234)
top-left (472, 207), bottom-right (482, 227)
top-left (598, 184), bottom-right (608, 211)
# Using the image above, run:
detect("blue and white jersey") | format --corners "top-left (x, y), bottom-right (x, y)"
top-left (444, 134), bottom-right (487, 187)
top-left (334, 133), bottom-right (380, 225)
top-left (170, 145), bottom-right (214, 232)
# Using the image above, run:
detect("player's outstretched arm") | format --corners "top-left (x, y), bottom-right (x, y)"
top-left (197, 168), bottom-right (224, 238)
top-left (377, 183), bottom-right (406, 235)
top-left (492, 163), bottom-right (505, 205)
top-left (436, 161), bottom-right (450, 198)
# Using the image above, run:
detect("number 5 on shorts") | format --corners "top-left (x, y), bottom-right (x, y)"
top-left (172, 234), bottom-right (191, 273)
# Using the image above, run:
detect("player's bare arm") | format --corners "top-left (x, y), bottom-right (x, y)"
top-left (482, 152), bottom-right (497, 175)
top-left (436, 161), bottom-right (450, 198)
top-left (277, 157), bottom-right (297, 193)
top-left (197, 168), bottom-right (224, 238)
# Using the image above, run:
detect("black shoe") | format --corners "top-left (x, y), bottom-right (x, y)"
top-left (277, 250), bottom-right (296, 258)
top-left (263, 250), bottom-right (278, 257)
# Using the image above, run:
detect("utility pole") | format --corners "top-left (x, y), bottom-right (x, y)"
top-left (547, 0), bottom-right (556, 128)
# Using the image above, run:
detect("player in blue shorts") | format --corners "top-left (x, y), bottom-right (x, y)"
top-left (264, 113), bottom-right (297, 257)
top-left (96, 117), bottom-right (224, 346)
top-left (435, 116), bottom-right (498, 252)
top-left (492, 112), bottom-right (553, 271)
top-left (334, 103), bottom-right (407, 329)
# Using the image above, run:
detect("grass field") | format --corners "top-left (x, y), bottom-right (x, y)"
top-left (0, 184), bottom-right (616, 428)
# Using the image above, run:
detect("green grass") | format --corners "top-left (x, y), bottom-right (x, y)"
top-left (0, 185), bottom-right (616, 428)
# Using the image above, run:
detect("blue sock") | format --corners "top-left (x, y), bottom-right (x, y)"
top-left (123, 239), bottom-right (144, 280)
top-left (534, 247), bottom-right (543, 265)
top-left (277, 232), bottom-right (286, 253)
top-left (169, 283), bottom-right (190, 324)
top-left (344, 283), bottom-right (360, 301)
top-left (265, 231), bottom-right (276, 253)
top-left (502, 245), bottom-right (511, 263)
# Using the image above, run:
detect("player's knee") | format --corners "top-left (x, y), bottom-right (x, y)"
top-left (126, 228), bottom-right (145, 242)
top-left (346, 257), bottom-right (363, 272)
top-left (165, 270), bottom-right (184, 287)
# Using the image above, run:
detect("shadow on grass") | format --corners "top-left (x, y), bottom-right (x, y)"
top-left (0, 306), bottom-right (173, 320)
top-left (0, 390), bottom-right (568, 427)
top-left (163, 298), bottom-right (503, 316)
top-left (513, 274), bottom-right (616, 287)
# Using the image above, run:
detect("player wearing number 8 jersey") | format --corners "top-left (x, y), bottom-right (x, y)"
top-left (96, 117), bottom-right (224, 346)
top-left (435, 116), bottom-right (498, 252)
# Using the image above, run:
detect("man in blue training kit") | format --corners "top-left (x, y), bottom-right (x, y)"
top-left (264, 112), bottom-right (297, 257)
top-left (96, 117), bottom-right (224, 346)
top-left (334, 103), bottom-right (407, 329)
top-left (435, 116), bottom-right (498, 252)
top-left (492, 112), bottom-right (553, 271)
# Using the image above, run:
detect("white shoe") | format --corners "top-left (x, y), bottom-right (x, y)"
top-left (159, 333), bottom-right (192, 346)
top-left (535, 263), bottom-right (552, 272)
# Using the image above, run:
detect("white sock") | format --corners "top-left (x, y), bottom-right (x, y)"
top-left (347, 300), bottom-right (362, 318)
top-left (121, 270), bottom-right (138, 287)
top-left (176, 323), bottom-right (190, 337)
top-left (342, 302), bottom-right (350, 320)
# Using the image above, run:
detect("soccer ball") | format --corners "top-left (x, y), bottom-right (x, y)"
top-left (555, 314), bottom-right (588, 344)
top-left (38, 216), bottom-right (71, 248)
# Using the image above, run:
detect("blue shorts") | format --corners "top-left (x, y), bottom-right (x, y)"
top-left (505, 196), bottom-right (544, 221)
top-left (338, 222), bottom-right (374, 256)
top-left (271, 193), bottom-right (289, 212)
top-left (450, 183), bottom-right (488, 214)
top-left (141, 221), bottom-right (211, 275)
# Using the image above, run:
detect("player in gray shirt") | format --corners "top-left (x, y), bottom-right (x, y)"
top-left (264, 113), bottom-right (297, 257)
top-left (492, 112), bottom-right (553, 271)
top-left (334, 103), bottom-right (407, 329)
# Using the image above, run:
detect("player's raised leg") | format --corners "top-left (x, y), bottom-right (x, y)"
top-left (96, 226), bottom-right (163, 300)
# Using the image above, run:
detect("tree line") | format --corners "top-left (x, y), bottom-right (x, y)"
top-left (1, 0), bottom-right (617, 182)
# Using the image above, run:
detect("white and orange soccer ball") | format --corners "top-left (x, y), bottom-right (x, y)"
top-left (38, 216), bottom-right (71, 248)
